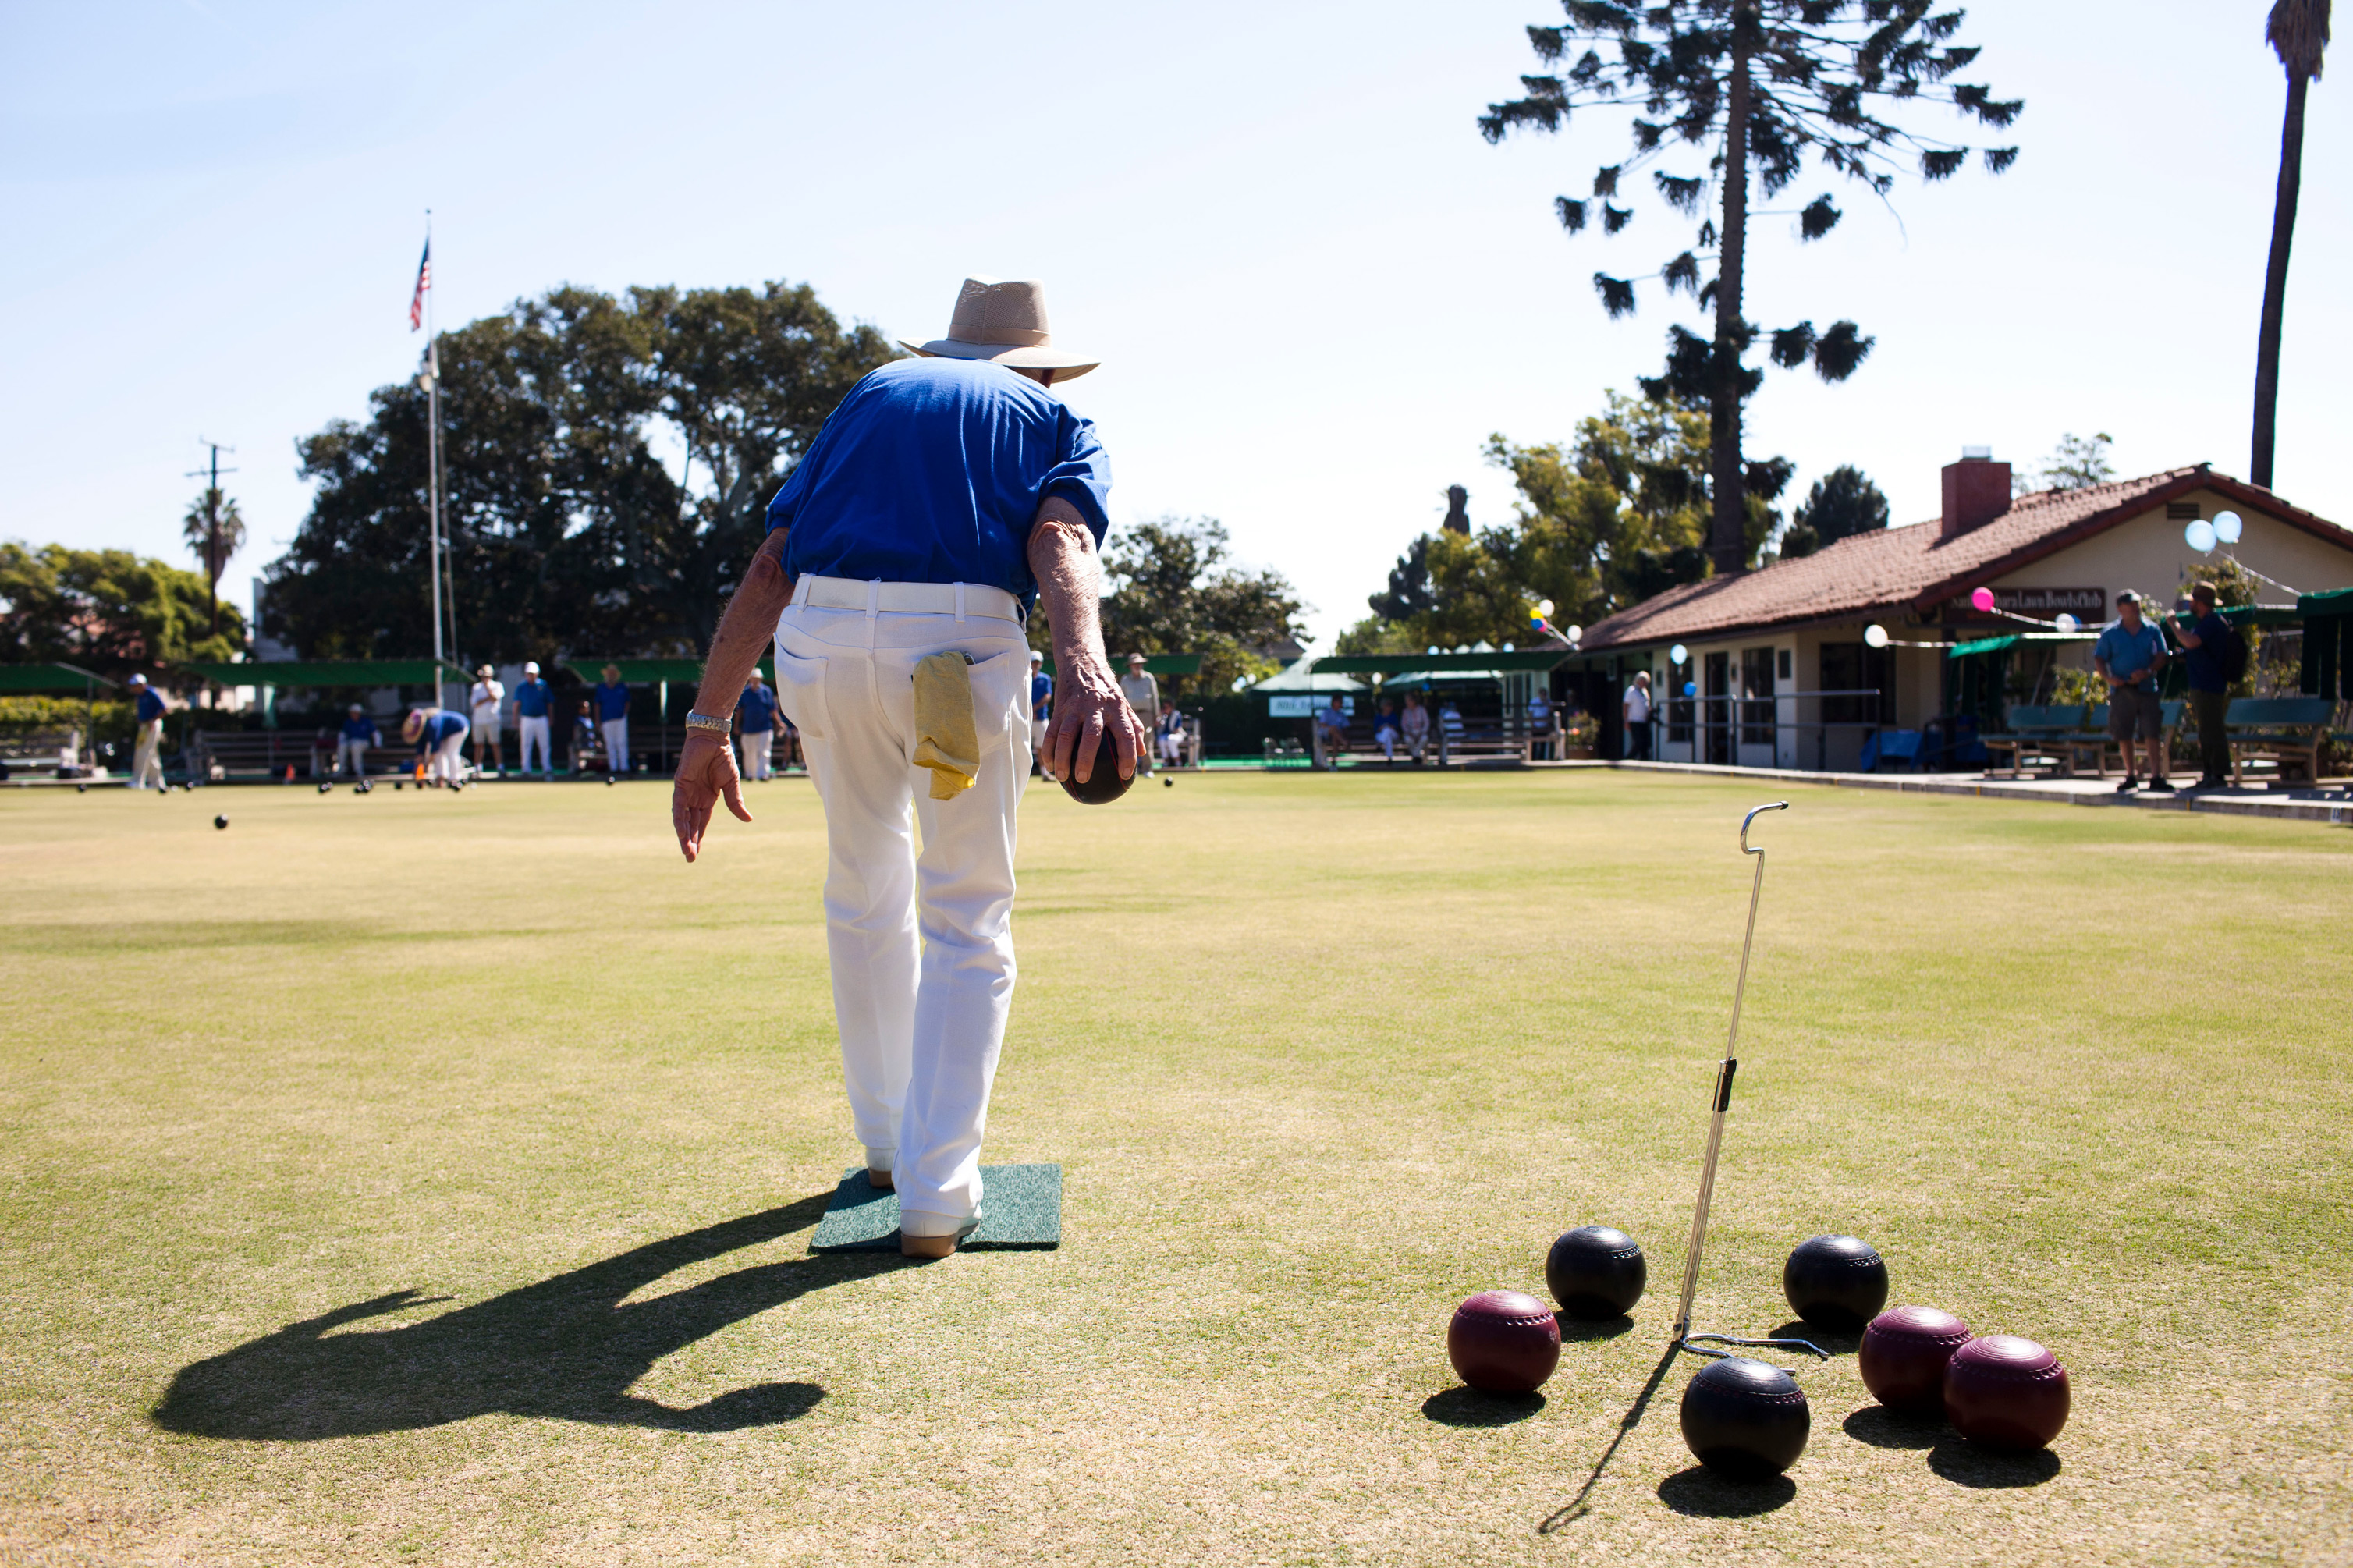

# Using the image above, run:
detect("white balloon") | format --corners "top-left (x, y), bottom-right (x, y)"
top-left (2184, 520), bottom-right (2216, 553)
top-left (2053, 613), bottom-right (2080, 634)
top-left (1670, 644), bottom-right (1688, 665)
top-left (1565, 624), bottom-right (1584, 644)
top-left (1536, 598), bottom-right (1556, 619)
top-left (2213, 510), bottom-right (2243, 545)
top-left (1863, 624), bottom-right (1890, 649)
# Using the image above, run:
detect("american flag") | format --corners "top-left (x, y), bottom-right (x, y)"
top-left (409, 237), bottom-right (431, 331)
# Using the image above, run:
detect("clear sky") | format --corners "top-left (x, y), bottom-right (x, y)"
top-left (3, 0), bottom-right (2344, 649)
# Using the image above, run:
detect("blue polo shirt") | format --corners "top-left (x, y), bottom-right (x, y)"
top-left (2093, 618), bottom-right (2167, 684)
top-left (737, 683), bottom-right (779, 733)
top-left (340, 715), bottom-right (378, 742)
top-left (1030, 671), bottom-right (1052, 721)
top-left (594, 681), bottom-right (631, 722)
top-left (513, 678), bottom-right (551, 718)
top-left (766, 358), bottom-right (1112, 612)
top-left (136, 688), bottom-right (165, 724)
top-left (2182, 611), bottom-right (2233, 694)
top-left (416, 711), bottom-right (467, 750)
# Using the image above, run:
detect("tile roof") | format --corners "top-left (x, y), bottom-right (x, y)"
top-left (1579, 466), bottom-right (2350, 650)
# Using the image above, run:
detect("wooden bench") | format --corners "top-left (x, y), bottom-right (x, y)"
top-left (2225, 697), bottom-right (2337, 787)
top-left (1308, 715), bottom-right (1425, 768)
top-left (1435, 721), bottom-right (1533, 766)
top-left (1982, 705), bottom-right (2084, 779)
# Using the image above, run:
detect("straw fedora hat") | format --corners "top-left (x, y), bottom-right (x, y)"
top-left (900, 277), bottom-right (1098, 381)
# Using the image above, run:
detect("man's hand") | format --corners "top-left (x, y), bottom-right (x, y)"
top-left (1043, 662), bottom-right (1145, 784)
top-left (673, 732), bottom-right (750, 862)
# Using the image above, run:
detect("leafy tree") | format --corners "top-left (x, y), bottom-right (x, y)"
top-left (0, 542), bottom-right (247, 682)
top-left (2252, 0), bottom-right (2330, 488)
top-left (180, 488), bottom-right (247, 636)
top-left (1085, 516), bottom-right (1307, 699)
top-left (1481, 2), bottom-right (2021, 574)
top-left (1777, 462), bottom-right (1888, 557)
top-left (2018, 431), bottom-right (2114, 494)
top-left (265, 281), bottom-right (893, 664)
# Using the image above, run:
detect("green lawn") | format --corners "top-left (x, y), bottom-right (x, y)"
top-left (2, 772), bottom-right (2347, 1566)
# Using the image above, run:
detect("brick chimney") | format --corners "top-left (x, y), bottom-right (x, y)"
top-left (1941, 448), bottom-right (2011, 540)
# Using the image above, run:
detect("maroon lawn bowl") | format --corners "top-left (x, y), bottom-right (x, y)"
top-left (1859, 1305), bottom-right (1973, 1413)
top-left (1943, 1334), bottom-right (2071, 1450)
top-left (1446, 1290), bottom-right (1561, 1395)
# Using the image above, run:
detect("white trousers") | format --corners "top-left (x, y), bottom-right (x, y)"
top-left (738, 729), bottom-right (774, 782)
top-left (772, 598), bottom-right (1031, 1229)
top-left (131, 720), bottom-right (165, 789)
top-left (337, 738), bottom-right (371, 779)
top-left (517, 715), bottom-right (552, 773)
top-left (430, 733), bottom-right (467, 785)
top-left (601, 718), bottom-right (629, 775)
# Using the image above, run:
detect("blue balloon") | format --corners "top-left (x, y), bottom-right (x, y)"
top-left (1684, 680), bottom-right (1698, 697)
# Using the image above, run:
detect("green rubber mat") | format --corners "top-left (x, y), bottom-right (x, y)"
top-left (808, 1165), bottom-right (1062, 1252)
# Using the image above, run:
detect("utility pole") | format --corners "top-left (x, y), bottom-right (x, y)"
top-left (416, 210), bottom-right (452, 712)
top-left (184, 441), bottom-right (237, 637)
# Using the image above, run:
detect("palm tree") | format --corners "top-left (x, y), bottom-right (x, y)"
top-left (2252, 0), bottom-right (2331, 491)
top-left (182, 487), bottom-right (247, 636)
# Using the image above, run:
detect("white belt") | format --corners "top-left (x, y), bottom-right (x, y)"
top-left (790, 574), bottom-right (1023, 623)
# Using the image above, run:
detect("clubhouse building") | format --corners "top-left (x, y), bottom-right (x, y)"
top-left (1563, 453), bottom-right (2353, 769)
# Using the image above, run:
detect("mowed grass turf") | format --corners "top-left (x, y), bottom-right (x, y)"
top-left (1, 772), bottom-right (2348, 1566)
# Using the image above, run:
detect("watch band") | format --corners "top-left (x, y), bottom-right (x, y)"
top-left (685, 711), bottom-right (732, 735)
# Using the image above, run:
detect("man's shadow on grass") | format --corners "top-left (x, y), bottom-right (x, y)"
top-left (153, 1193), bottom-right (903, 1440)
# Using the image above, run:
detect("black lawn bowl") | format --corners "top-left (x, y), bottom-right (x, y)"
top-left (1059, 733), bottom-right (1133, 806)
top-left (1782, 1234), bottom-right (1889, 1331)
top-left (1680, 1357), bottom-right (1811, 1481)
top-left (212, 815), bottom-right (229, 830)
top-left (1545, 1225), bottom-right (1646, 1319)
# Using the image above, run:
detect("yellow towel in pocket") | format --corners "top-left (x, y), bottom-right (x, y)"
top-left (911, 652), bottom-right (980, 800)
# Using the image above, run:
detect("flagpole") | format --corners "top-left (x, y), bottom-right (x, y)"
top-left (423, 210), bottom-right (446, 713)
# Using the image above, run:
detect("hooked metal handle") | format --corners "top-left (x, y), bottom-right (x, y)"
top-left (1740, 801), bottom-right (1788, 856)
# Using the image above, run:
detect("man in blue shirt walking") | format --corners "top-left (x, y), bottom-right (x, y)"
top-left (736, 669), bottom-right (780, 782)
top-left (671, 277), bottom-right (1141, 1258)
top-left (513, 660), bottom-right (554, 777)
top-left (594, 666), bottom-right (632, 777)
top-left (2093, 589), bottom-right (2172, 793)
top-left (126, 672), bottom-right (171, 789)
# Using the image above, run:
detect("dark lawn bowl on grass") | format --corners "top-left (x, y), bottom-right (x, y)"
top-left (1058, 732), bottom-right (1133, 806)
top-left (1679, 1357), bottom-right (1811, 1481)
top-left (1859, 1306), bottom-right (1974, 1414)
top-left (1545, 1225), bottom-right (1646, 1319)
top-left (1782, 1234), bottom-right (1889, 1331)
top-left (1943, 1335), bottom-right (2070, 1451)
top-left (1445, 1290), bottom-right (1560, 1395)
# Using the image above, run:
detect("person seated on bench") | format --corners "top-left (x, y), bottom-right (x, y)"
top-left (1157, 704), bottom-right (1187, 769)
top-left (1315, 695), bottom-right (1350, 760)
top-left (2170, 582), bottom-right (2235, 789)
top-left (336, 704), bottom-right (382, 784)
top-left (1439, 701), bottom-right (1464, 748)
top-left (1372, 697), bottom-right (1402, 761)
top-left (2094, 590), bottom-right (2172, 794)
top-left (1528, 690), bottom-right (1554, 761)
top-left (1401, 694), bottom-right (1430, 763)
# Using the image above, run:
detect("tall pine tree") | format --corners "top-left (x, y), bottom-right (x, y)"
top-left (1482, 2), bottom-right (2020, 574)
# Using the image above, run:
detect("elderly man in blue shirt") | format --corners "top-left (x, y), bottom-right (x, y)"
top-left (126, 673), bottom-right (171, 789)
top-left (672, 278), bottom-right (1141, 1258)
top-left (2093, 589), bottom-right (2173, 793)
top-left (735, 669), bottom-right (780, 782)
top-left (513, 661), bottom-right (554, 777)
top-left (403, 706), bottom-right (470, 789)
top-left (336, 704), bottom-right (382, 785)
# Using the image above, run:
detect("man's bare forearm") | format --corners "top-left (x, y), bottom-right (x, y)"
top-left (1027, 499), bottom-right (1116, 692)
top-left (693, 530), bottom-right (793, 718)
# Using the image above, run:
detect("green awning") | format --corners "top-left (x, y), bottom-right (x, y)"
top-left (2217, 604), bottom-right (2305, 628)
top-left (2294, 587), bottom-right (2353, 618)
top-left (176, 660), bottom-right (467, 687)
top-left (1375, 668), bottom-right (1531, 686)
top-left (1038, 653), bottom-right (1201, 678)
top-left (1314, 650), bottom-right (1568, 676)
top-left (1947, 635), bottom-right (2020, 658)
top-left (0, 662), bottom-right (119, 693)
top-left (1249, 658), bottom-right (1366, 695)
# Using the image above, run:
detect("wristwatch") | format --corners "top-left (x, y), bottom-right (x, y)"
top-left (685, 711), bottom-right (731, 736)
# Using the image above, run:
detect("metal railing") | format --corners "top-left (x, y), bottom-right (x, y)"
top-left (1648, 689), bottom-right (1908, 772)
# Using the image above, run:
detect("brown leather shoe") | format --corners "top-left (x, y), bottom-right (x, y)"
top-left (866, 1169), bottom-right (893, 1191)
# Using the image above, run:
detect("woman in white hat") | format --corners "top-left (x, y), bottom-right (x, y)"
top-left (671, 277), bottom-right (1144, 1257)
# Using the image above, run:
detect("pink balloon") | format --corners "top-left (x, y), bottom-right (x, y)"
top-left (1970, 587), bottom-right (1996, 612)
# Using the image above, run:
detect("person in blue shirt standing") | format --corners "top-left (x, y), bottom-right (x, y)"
top-left (670, 277), bottom-right (1141, 1258)
top-left (512, 661), bottom-right (554, 777)
top-left (2169, 581), bottom-right (2236, 789)
top-left (126, 673), bottom-right (171, 789)
top-left (594, 665), bottom-right (632, 778)
top-left (336, 704), bottom-right (382, 785)
top-left (403, 706), bottom-right (470, 788)
top-left (2093, 589), bottom-right (2173, 793)
top-left (1027, 649), bottom-right (1052, 774)
top-left (735, 669), bottom-right (779, 782)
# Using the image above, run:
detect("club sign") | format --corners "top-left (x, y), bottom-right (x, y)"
top-left (1954, 586), bottom-right (2106, 617)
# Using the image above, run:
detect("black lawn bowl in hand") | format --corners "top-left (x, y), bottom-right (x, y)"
top-left (1059, 732), bottom-right (1133, 806)
top-left (1781, 1234), bottom-right (1889, 1331)
top-left (1445, 1290), bottom-right (1560, 1395)
top-left (1680, 1357), bottom-right (1811, 1481)
top-left (1859, 1305), bottom-right (1972, 1414)
top-left (1943, 1335), bottom-right (2069, 1450)
top-left (1545, 1225), bottom-right (1646, 1319)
